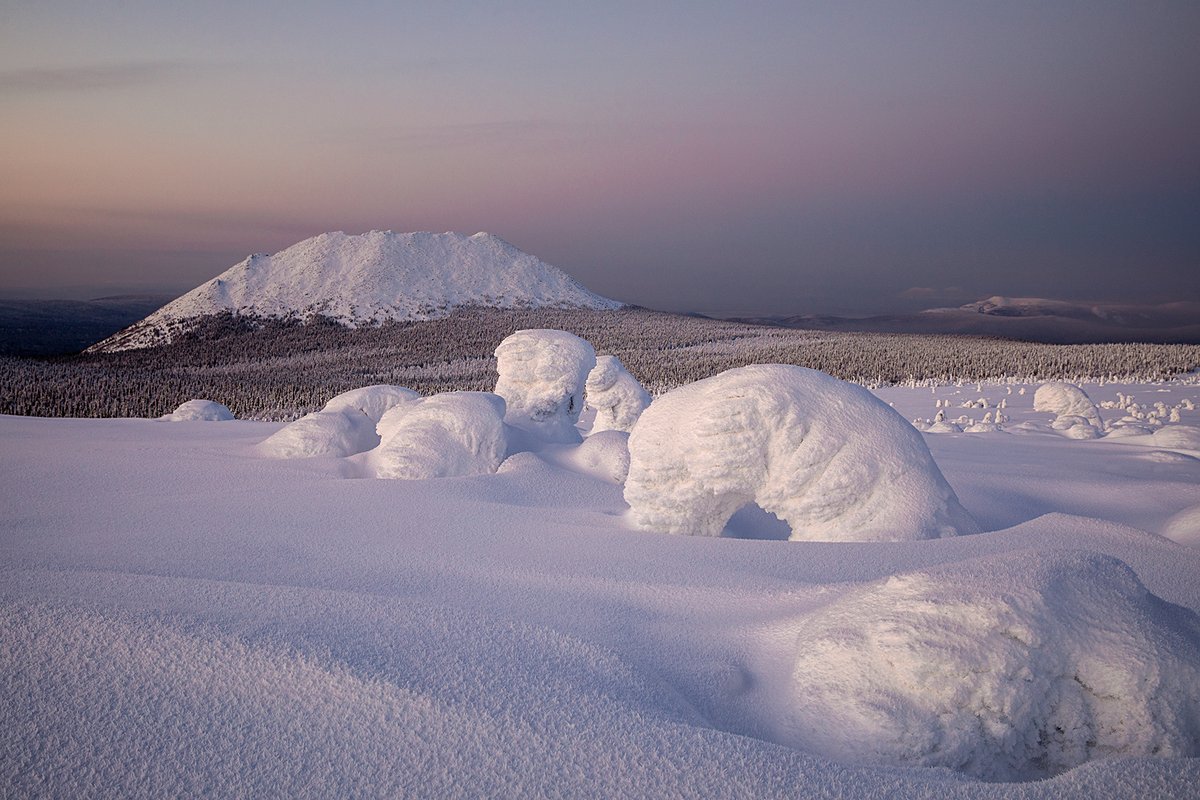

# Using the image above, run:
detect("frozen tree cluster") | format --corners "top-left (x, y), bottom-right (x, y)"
top-left (623, 365), bottom-right (979, 541)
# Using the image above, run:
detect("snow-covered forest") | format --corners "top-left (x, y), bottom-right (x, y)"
top-left (3, 308), bottom-right (1198, 419)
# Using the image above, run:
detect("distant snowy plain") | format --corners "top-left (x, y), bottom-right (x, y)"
top-left (3, 378), bottom-right (1200, 797)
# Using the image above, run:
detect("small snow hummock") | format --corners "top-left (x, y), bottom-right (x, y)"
top-left (370, 392), bottom-right (507, 480)
top-left (1034, 382), bottom-right (1103, 435)
top-left (258, 409), bottom-right (379, 459)
top-left (322, 384), bottom-right (419, 423)
top-left (623, 365), bottom-right (978, 541)
top-left (584, 355), bottom-right (651, 434)
top-left (779, 550), bottom-right (1200, 781)
top-left (163, 399), bottom-right (234, 422)
top-left (494, 329), bottom-right (595, 443)
top-left (565, 429), bottom-right (631, 483)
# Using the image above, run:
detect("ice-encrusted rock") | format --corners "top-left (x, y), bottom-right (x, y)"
top-left (322, 385), bottom-right (419, 423)
top-left (1035, 382), bottom-right (1103, 430)
top-left (370, 392), bottom-right (507, 480)
top-left (164, 399), bottom-right (235, 422)
top-left (624, 365), bottom-right (978, 541)
top-left (494, 329), bottom-right (595, 443)
top-left (259, 409), bottom-right (379, 459)
top-left (585, 355), bottom-right (651, 434)
top-left (781, 550), bottom-right (1200, 781)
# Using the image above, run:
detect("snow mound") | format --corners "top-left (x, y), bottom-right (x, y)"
top-left (623, 365), bottom-right (978, 541)
top-left (781, 550), bottom-right (1200, 781)
top-left (370, 392), bottom-right (507, 480)
top-left (1035, 382), bottom-right (1103, 430)
top-left (322, 385), bottom-right (419, 423)
top-left (258, 410), bottom-right (378, 459)
top-left (585, 355), bottom-right (651, 434)
top-left (1148, 424), bottom-right (1200, 452)
top-left (566, 430), bottom-right (631, 483)
top-left (164, 399), bottom-right (234, 422)
top-left (1052, 415), bottom-right (1104, 439)
top-left (1162, 503), bottom-right (1200, 547)
top-left (494, 330), bottom-right (595, 443)
top-left (90, 231), bottom-right (624, 351)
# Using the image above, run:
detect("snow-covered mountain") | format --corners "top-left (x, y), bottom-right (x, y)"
top-left (90, 231), bottom-right (623, 351)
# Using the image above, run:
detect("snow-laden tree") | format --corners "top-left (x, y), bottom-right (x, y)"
top-left (585, 355), bottom-right (651, 434)
top-left (370, 392), bottom-right (507, 480)
top-left (494, 329), bottom-right (595, 443)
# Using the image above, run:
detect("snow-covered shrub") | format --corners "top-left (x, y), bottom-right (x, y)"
top-left (322, 384), bottom-right (418, 423)
top-left (494, 329), bottom-right (595, 442)
top-left (781, 550), bottom-right (1200, 781)
top-left (164, 399), bottom-right (234, 421)
top-left (370, 392), bottom-right (507, 480)
top-left (259, 409), bottom-right (378, 459)
top-left (623, 365), bottom-right (978, 541)
top-left (1034, 382), bottom-right (1103, 429)
top-left (567, 429), bottom-right (631, 483)
top-left (585, 355), bottom-right (651, 434)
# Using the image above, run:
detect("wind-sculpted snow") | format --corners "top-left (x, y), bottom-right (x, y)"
top-left (781, 550), bottom-right (1200, 781)
top-left (163, 399), bottom-right (234, 422)
top-left (1035, 382), bottom-right (1103, 430)
top-left (585, 355), bottom-right (651, 434)
top-left (624, 365), bottom-right (979, 541)
top-left (321, 384), bottom-right (419, 423)
top-left (494, 329), bottom-right (595, 443)
top-left (90, 231), bottom-right (623, 351)
top-left (258, 409), bottom-right (379, 459)
top-left (369, 392), bottom-right (507, 480)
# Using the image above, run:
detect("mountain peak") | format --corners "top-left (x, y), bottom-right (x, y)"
top-left (90, 231), bottom-right (623, 352)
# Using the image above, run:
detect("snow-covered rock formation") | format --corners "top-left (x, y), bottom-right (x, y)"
top-left (1034, 382), bottom-right (1103, 431)
top-left (585, 355), bottom-right (651, 434)
top-left (370, 392), bottom-right (507, 480)
top-left (90, 231), bottom-right (624, 352)
top-left (163, 399), bottom-right (234, 422)
top-left (623, 365), bottom-right (978, 541)
top-left (781, 550), bottom-right (1200, 781)
top-left (494, 329), bottom-right (596, 444)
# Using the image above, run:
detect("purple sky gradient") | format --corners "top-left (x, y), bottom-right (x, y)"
top-left (1, 1), bottom-right (1197, 314)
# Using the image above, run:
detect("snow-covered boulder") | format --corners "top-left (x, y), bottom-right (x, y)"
top-left (781, 550), bottom-right (1200, 781)
top-left (322, 384), bottom-right (419, 423)
top-left (370, 392), bottom-right (507, 480)
top-left (624, 365), bottom-right (978, 541)
top-left (494, 329), bottom-right (595, 443)
top-left (1034, 382), bottom-right (1103, 430)
top-left (259, 409), bottom-right (379, 459)
top-left (585, 355), bottom-right (651, 434)
top-left (164, 399), bottom-right (234, 422)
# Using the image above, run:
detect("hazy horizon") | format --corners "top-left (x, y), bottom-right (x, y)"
top-left (2, 2), bottom-right (1198, 317)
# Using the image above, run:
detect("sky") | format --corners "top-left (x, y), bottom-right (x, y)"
top-left (1, 1), bottom-right (1198, 316)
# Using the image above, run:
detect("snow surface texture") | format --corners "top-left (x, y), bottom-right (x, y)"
top-left (258, 409), bottom-right (379, 460)
top-left (369, 392), bottom-right (507, 480)
top-left (781, 549), bottom-right (1200, 781)
top-left (163, 399), bottom-right (233, 422)
top-left (494, 329), bottom-right (596, 444)
top-left (90, 231), bottom-right (624, 351)
top-left (585, 355), bottom-right (651, 434)
top-left (1035, 382), bottom-right (1103, 431)
top-left (624, 365), bottom-right (979, 541)
top-left (4, 379), bottom-right (1200, 798)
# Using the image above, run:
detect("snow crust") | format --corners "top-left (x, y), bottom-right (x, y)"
top-left (782, 550), bottom-right (1200, 781)
top-left (92, 231), bottom-right (624, 351)
top-left (624, 365), bottom-right (979, 541)
top-left (369, 392), bottom-right (507, 480)
top-left (494, 329), bottom-right (595, 443)
top-left (1035, 382), bottom-right (1103, 430)
top-left (258, 409), bottom-right (379, 459)
top-left (164, 399), bottom-right (234, 422)
top-left (585, 355), bottom-right (651, 434)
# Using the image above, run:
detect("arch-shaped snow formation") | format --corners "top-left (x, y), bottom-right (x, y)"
top-left (494, 329), bottom-right (595, 443)
top-left (624, 365), bottom-right (977, 541)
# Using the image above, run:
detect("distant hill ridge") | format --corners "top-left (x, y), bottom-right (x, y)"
top-left (90, 230), bottom-right (623, 352)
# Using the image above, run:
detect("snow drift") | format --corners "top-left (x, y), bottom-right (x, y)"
top-left (370, 392), bottom-right (507, 480)
top-left (585, 355), bottom-right (651, 434)
top-left (494, 329), bottom-right (595, 444)
top-left (624, 365), bottom-right (978, 541)
top-left (163, 399), bottom-right (234, 422)
top-left (781, 550), bottom-right (1200, 781)
top-left (90, 231), bottom-right (624, 352)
